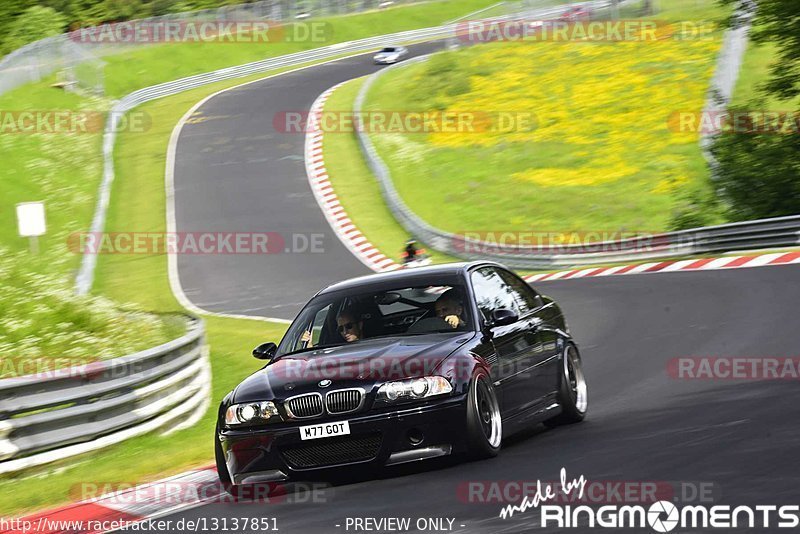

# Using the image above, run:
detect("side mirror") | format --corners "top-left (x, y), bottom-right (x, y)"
top-left (253, 342), bottom-right (277, 360)
top-left (490, 308), bottom-right (518, 327)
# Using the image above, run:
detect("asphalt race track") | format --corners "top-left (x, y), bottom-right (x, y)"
top-left (166, 42), bottom-right (800, 534)
top-left (173, 41), bottom-right (445, 319)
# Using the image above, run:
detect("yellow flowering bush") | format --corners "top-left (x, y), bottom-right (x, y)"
top-left (366, 33), bottom-right (722, 232)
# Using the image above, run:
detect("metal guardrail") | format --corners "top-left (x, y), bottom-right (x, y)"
top-left (352, 9), bottom-right (796, 270)
top-left (0, 317), bottom-right (209, 474)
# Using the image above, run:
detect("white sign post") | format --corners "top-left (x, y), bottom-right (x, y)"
top-left (16, 201), bottom-right (46, 254)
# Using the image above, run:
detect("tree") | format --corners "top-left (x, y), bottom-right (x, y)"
top-left (4, 6), bottom-right (67, 53)
top-left (711, 120), bottom-right (800, 221)
top-left (0, 0), bottom-right (33, 54)
top-left (710, 0), bottom-right (800, 221)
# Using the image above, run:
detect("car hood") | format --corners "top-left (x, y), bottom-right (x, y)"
top-left (231, 332), bottom-right (474, 403)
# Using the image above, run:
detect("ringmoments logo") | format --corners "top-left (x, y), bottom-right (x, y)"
top-left (499, 469), bottom-right (800, 531)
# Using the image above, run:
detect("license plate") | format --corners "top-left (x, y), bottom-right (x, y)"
top-left (299, 421), bottom-right (350, 441)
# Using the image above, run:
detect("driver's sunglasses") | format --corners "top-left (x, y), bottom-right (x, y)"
top-left (338, 322), bottom-right (356, 333)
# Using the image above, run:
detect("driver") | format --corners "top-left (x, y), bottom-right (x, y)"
top-left (300, 307), bottom-right (364, 346)
top-left (435, 289), bottom-right (467, 330)
top-left (336, 307), bottom-right (364, 343)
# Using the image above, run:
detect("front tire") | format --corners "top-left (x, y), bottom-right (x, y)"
top-left (465, 371), bottom-right (502, 459)
top-left (545, 343), bottom-right (588, 427)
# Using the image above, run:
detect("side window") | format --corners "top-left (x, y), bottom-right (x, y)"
top-left (470, 267), bottom-right (520, 321)
top-left (310, 304), bottom-right (330, 344)
top-left (498, 269), bottom-right (542, 315)
top-left (293, 304), bottom-right (331, 350)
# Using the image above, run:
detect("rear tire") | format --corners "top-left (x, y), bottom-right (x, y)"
top-left (545, 343), bottom-right (588, 427)
top-left (465, 371), bottom-right (502, 459)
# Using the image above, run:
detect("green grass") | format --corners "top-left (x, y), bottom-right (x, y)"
top-left (0, 253), bottom-right (186, 377)
top-left (355, 0), bottom-right (727, 237)
top-left (0, 71), bottom-right (304, 515)
top-left (321, 78), bottom-right (459, 264)
top-left (732, 41), bottom-right (800, 110)
top-left (0, 77), bottom-right (185, 373)
top-left (0, 83), bottom-right (102, 273)
top-left (0, 0), bottom-right (502, 276)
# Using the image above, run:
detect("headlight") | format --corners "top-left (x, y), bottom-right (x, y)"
top-left (224, 401), bottom-right (281, 426)
top-left (377, 376), bottom-right (452, 402)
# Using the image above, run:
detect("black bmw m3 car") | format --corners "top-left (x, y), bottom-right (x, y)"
top-left (215, 262), bottom-right (587, 489)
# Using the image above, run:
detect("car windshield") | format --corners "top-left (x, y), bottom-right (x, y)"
top-left (276, 284), bottom-right (472, 356)
top-left (379, 47), bottom-right (397, 53)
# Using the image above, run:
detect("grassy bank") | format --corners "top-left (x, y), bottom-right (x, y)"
top-left (0, 72), bottom-right (187, 376)
top-left (732, 41), bottom-right (800, 109)
top-left (0, 71), bottom-right (302, 515)
top-left (351, 0), bottom-right (727, 237)
top-left (364, 40), bottom-right (720, 234)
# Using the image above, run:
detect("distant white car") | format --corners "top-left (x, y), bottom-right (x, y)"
top-left (373, 46), bottom-right (409, 64)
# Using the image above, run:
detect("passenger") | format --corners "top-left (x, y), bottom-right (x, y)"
top-left (435, 289), bottom-right (467, 329)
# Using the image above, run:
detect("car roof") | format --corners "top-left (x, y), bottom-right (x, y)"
top-left (317, 261), bottom-right (500, 295)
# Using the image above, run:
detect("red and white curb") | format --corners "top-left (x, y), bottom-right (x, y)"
top-left (304, 83), bottom-right (401, 273)
top-left (2, 467), bottom-right (220, 533)
top-left (523, 250), bottom-right (800, 283)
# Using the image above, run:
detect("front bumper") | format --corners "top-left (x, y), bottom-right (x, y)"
top-left (219, 395), bottom-right (467, 484)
